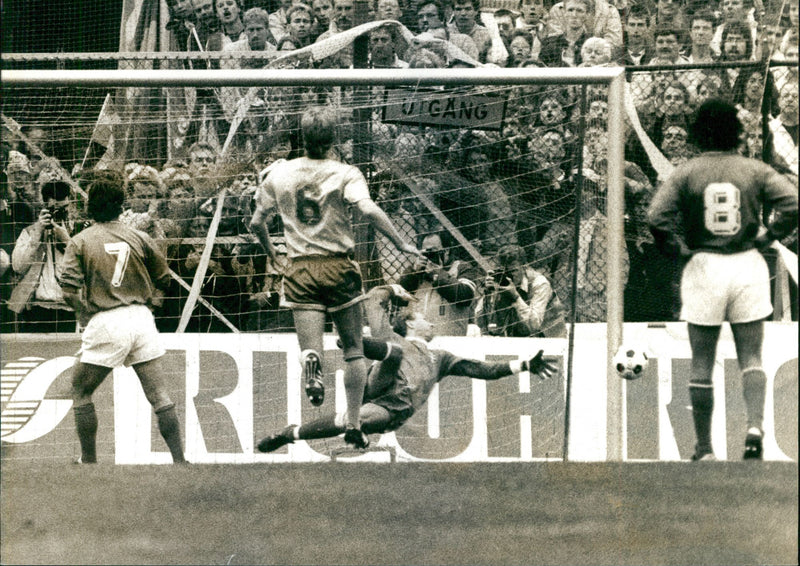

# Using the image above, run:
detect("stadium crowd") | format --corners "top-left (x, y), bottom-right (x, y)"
top-left (1, 0), bottom-right (798, 335)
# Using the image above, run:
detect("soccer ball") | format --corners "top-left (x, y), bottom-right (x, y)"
top-left (613, 345), bottom-right (649, 381)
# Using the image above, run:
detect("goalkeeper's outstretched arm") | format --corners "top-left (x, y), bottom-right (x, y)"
top-left (443, 350), bottom-right (557, 382)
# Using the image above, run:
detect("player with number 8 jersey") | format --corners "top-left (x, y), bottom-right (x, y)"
top-left (58, 171), bottom-right (186, 464)
top-left (648, 99), bottom-right (798, 462)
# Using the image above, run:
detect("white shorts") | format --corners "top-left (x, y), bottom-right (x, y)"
top-left (680, 249), bottom-right (772, 326)
top-left (80, 304), bottom-right (165, 368)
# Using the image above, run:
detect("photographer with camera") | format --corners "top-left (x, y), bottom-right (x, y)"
top-left (8, 180), bottom-right (77, 332)
top-left (477, 244), bottom-right (567, 338)
top-left (398, 232), bottom-right (481, 336)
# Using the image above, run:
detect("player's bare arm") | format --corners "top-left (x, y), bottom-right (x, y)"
top-left (249, 204), bottom-right (279, 260)
top-left (60, 286), bottom-right (82, 314)
top-left (356, 199), bottom-right (420, 256)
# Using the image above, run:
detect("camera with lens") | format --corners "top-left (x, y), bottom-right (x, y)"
top-left (422, 249), bottom-right (445, 265)
top-left (49, 204), bottom-right (69, 223)
top-left (492, 270), bottom-right (511, 286)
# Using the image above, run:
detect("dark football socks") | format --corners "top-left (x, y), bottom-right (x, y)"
top-left (155, 403), bottom-right (187, 463)
top-left (73, 402), bottom-right (98, 463)
top-left (298, 415), bottom-right (340, 440)
top-left (689, 382), bottom-right (714, 454)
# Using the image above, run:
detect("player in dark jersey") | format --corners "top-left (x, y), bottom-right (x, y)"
top-left (256, 285), bottom-right (557, 452)
top-left (59, 172), bottom-right (186, 464)
top-left (648, 99), bottom-right (798, 461)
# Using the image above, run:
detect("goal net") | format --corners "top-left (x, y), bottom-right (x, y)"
top-left (2, 61), bottom-right (626, 462)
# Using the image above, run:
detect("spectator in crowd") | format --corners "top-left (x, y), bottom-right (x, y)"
top-left (520, 0), bottom-right (548, 41)
top-left (1, 167), bottom-right (36, 333)
top-left (689, 71), bottom-right (727, 107)
top-left (398, 231), bottom-right (481, 336)
top-left (687, 9), bottom-right (717, 63)
top-left (192, 0), bottom-right (224, 50)
top-left (217, 0), bottom-right (247, 44)
top-left (222, 7), bottom-right (278, 67)
top-left (188, 141), bottom-right (221, 198)
top-left (319, 0), bottom-right (355, 35)
top-left (167, 0), bottom-right (199, 50)
top-left (711, 0), bottom-right (759, 59)
top-left (175, 205), bottom-right (247, 332)
top-left (534, 189), bottom-right (629, 323)
top-left (653, 0), bottom-right (689, 47)
top-left (531, 89), bottom-right (575, 146)
top-left (769, 80), bottom-right (799, 176)
top-left (771, 36), bottom-right (798, 96)
top-left (369, 24), bottom-right (409, 67)
top-left (449, 0), bottom-right (492, 63)
top-left (119, 164), bottom-right (168, 246)
top-left (415, 0), bottom-right (480, 62)
top-left (370, 166), bottom-right (426, 284)
top-left (159, 166), bottom-right (198, 241)
top-left (8, 180), bottom-right (76, 332)
top-left (631, 24), bottom-right (691, 109)
top-left (315, 0), bottom-right (360, 67)
top-left (477, 244), bottom-right (567, 337)
top-left (781, 0), bottom-right (798, 48)
top-left (546, 0), bottom-right (624, 50)
top-left (719, 19), bottom-right (755, 87)
top-left (539, 0), bottom-right (593, 67)
top-left (283, 3), bottom-right (316, 47)
top-left (660, 123), bottom-right (693, 165)
top-left (622, 4), bottom-right (654, 65)
top-left (643, 79), bottom-right (693, 149)
top-left (731, 66), bottom-right (778, 126)
top-left (268, 0), bottom-right (295, 41)
top-left (649, 23), bottom-right (689, 65)
top-left (756, 22), bottom-right (785, 61)
top-left (508, 29), bottom-right (539, 66)
top-left (376, 0), bottom-right (403, 20)
top-left (579, 35), bottom-right (615, 65)
top-left (740, 117), bottom-right (767, 158)
top-left (455, 132), bottom-right (518, 256)
top-left (312, 0), bottom-right (334, 32)
top-left (493, 8), bottom-right (517, 48)
top-left (5, 150), bottom-right (39, 209)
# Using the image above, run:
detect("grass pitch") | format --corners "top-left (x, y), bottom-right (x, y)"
top-left (1, 461), bottom-right (797, 565)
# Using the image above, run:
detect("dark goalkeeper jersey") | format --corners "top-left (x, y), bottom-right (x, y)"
top-left (367, 336), bottom-right (512, 414)
top-left (60, 220), bottom-right (170, 316)
top-left (648, 151), bottom-right (798, 255)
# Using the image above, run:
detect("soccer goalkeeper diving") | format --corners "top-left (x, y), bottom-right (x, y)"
top-left (257, 284), bottom-right (558, 452)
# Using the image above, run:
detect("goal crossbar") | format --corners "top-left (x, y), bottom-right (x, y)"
top-left (4, 66), bottom-right (625, 87)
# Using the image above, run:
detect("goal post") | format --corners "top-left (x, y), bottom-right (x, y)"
top-left (2, 66), bottom-right (627, 462)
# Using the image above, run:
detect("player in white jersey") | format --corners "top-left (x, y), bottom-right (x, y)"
top-left (648, 99), bottom-right (798, 461)
top-left (59, 172), bottom-right (186, 464)
top-left (250, 106), bottom-right (420, 448)
top-left (257, 284), bottom-right (557, 452)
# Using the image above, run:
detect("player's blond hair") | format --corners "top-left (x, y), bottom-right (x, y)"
top-left (301, 106), bottom-right (337, 159)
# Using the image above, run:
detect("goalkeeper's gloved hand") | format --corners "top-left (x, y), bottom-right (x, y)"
top-left (521, 350), bottom-right (557, 381)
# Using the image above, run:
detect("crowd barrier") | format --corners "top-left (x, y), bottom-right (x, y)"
top-left (1, 322), bottom-right (796, 463)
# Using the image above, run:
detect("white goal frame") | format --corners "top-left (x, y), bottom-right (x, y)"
top-left (3, 66), bottom-right (628, 461)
